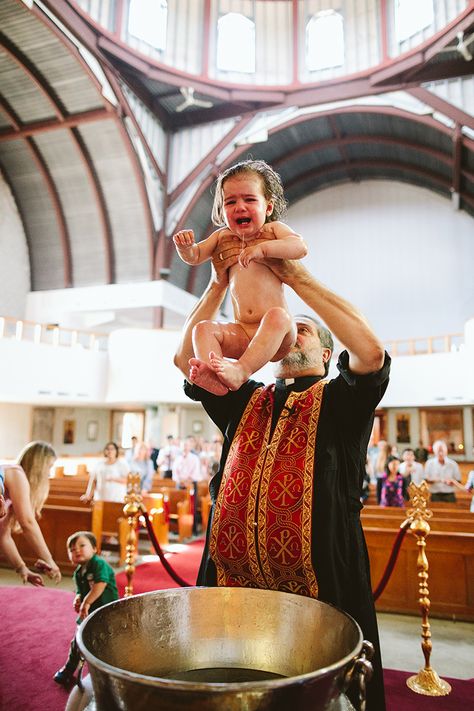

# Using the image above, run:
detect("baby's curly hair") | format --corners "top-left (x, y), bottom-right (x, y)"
top-left (211, 159), bottom-right (288, 226)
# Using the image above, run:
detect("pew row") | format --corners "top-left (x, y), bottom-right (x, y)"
top-left (366, 526), bottom-right (474, 621)
top-left (362, 504), bottom-right (472, 520)
top-left (362, 514), bottom-right (474, 533)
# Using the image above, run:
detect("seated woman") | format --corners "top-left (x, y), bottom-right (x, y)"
top-left (380, 455), bottom-right (405, 508)
top-left (0, 441), bottom-right (61, 585)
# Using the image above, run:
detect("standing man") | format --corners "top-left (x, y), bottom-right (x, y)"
top-left (157, 435), bottom-right (181, 479)
top-left (424, 440), bottom-right (461, 502)
top-left (174, 245), bottom-right (389, 711)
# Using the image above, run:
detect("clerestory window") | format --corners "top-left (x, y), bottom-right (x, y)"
top-left (217, 12), bottom-right (255, 73)
top-left (128, 0), bottom-right (167, 51)
top-left (306, 10), bottom-right (344, 71)
top-left (395, 0), bottom-right (433, 42)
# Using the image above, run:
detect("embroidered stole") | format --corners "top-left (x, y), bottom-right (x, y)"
top-left (209, 380), bottom-right (325, 598)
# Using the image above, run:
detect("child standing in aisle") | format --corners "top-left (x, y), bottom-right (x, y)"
top-left (53, 531), bottom-right (118, 687)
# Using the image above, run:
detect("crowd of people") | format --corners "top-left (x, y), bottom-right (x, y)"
top-left (366, 439), bottom-right (469, 508)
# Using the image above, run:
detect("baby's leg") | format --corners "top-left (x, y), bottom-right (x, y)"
top-left (209, 308), bottom-right (296, 391)
top-left (190, 320), bottom-right (250, 395)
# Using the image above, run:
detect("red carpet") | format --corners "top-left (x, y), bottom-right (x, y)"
top-left (0, 536), bottom-right (472, 711)
top-left (115, 538), bottom-right (205, 595)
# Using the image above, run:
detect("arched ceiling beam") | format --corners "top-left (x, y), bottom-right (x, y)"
top-left (26, 136), bottom-right (73, 287)
top-left (0, 96), bottom-right (21, 131)
top-left (168, 114), bottom-right (256, 204)
top-left (407, 87), bottom-right (474, 131)
top-left (0, 163), bottom-right (35, 292)
top-left (103, 67), bottom-right (165, 183)
top-left (83, 4), bottom-right (473, 129)
top-left (0, 61), bottom-right (73, 287)
top-left (285, 159), bottom-right (474, 210)
top-left (165, 106), bottom-right (474, 269)
top-left (113, 115), bottom-right (156, 280)
top-left (271, 135), bottom-right (473, 180)
top-left (1, 22), bottom-right (118, 288)
top-left (154, 134), bottom-right (171, 279)
top-left (0, 108), bottom-right (113, 143)
top-left (0, 30), bottom-right (63, 119)
top-left (370, 6), bottom-right (474, 86)
top-left (452, 124), bottom-right (463, 201)
top-left (70, 127), bottom-right (115, 283)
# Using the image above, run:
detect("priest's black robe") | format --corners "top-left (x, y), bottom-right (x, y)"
top-left (184, 350), bottom-right (391, 711)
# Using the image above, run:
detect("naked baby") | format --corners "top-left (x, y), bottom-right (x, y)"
top-left (173, 159), bottom-right (307, 395)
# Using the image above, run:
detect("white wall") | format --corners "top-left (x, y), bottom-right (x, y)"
top-left (286, 180), bottom-right (474, 341)
top-left (0, 180), bottom-right (30, 318)
top-left (0, 339), bottom-right (108, 405)
top-left (0, 403), bottom-right (32, 458)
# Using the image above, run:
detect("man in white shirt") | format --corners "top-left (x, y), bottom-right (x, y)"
top-left (157, 435), bottom-right (181, 479)
top-left (399, 448), bottom-right (424, 486)
top-left (424, 440), bottom-right (461, 503)
top-left (172, 437), bottom-right (201, 488)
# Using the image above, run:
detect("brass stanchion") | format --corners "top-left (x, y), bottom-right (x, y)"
top-left (404, 481), bottom-right (451, 696)
top-left (122, 472), bottom-right (142, 598)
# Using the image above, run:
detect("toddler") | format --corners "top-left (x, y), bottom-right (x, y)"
top-left (53, 530), bottom-right (118, 686)
top-left (173, 159), bottom-right (307, 395)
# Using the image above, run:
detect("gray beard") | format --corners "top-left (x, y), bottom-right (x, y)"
top-left (277, 348), bottom-right (317, 374)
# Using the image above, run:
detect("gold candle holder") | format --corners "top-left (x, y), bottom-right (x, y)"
top-left (122, 472), bottom-right (142, 598)
top-left (404, 481), bottom-right (451, 696)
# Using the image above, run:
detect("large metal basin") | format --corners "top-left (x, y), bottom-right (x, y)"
top-left (77, 586), bottom-right (363, 710)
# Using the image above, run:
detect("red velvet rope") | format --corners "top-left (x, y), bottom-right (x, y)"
top-left (141, 506), bottom-right (191, 587)
top-left (372, 519), bottom-right (411, 601)
top-left (140, 503), bottom-right (410, 597)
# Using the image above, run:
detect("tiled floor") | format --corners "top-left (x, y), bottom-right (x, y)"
top-left (1, 566), bottom-right (472, 681)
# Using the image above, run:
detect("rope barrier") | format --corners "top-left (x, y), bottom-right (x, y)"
top-left (140, 504), bottom-right (192, 587)
top-left (139, 496), bottom-right (409, 598)
top-left (372, 518), bottom-right (411, 601)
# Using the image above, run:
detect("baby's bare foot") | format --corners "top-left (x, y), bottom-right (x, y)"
top-left (189, 358), bottom-right (229, 396)
top-left (209, 354), bottom-right (248, 391)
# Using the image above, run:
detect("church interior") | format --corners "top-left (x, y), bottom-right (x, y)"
top-left (0, 0), bottom-right (473, 709)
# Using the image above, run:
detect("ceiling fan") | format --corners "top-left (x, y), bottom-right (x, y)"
top-left (175, 86), bottom-right (214, 112)
top-left (437, 31), bottom-right (474, 62)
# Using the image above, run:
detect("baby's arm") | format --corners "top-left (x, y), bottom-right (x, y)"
top-left (239, 222), bottom-right (307, 267)
top-left (173, 229), bottom-right (222, 266)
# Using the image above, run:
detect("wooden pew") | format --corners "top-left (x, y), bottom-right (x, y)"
top-left (362, 504), bottom-right (472, 521)
top-left (142, 493), bottom-right (169, 548)
top-left (362, 513), bottom-right (474, 533)
top-left (366, 526), bottom-right (474, 621)
top-left (48, 475), bottom-right (89, 498)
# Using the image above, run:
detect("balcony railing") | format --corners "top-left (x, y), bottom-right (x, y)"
top-left (383, 333), bottom-right (464, 356)
top-left (0, 316), bottom-right (108, 352)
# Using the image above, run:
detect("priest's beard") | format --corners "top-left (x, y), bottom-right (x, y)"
top-left (276, 342), bottom-right (322, 376)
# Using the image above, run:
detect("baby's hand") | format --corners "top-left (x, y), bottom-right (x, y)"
top-left (239, 244), bottom-right (265, 268)
top-left (173, 230), bottom-right (195, 250)
top-left (73, 595), bottom-right (82, 613)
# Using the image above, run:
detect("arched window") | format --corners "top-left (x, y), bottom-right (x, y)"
top-left (395, 0), bottom-right (433, 42)
top-left (217, 12), bottom-right (255, 73)
top-left (128, 0), bottom-right (167, 51)
top-left (306, 10), bottom-right (344, 71)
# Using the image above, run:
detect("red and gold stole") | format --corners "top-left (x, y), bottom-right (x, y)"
top-left (209, 380), bottom-right (325, 598)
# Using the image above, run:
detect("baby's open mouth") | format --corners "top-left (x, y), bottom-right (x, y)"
top-left (236, 218), bottom-right (251, 225)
